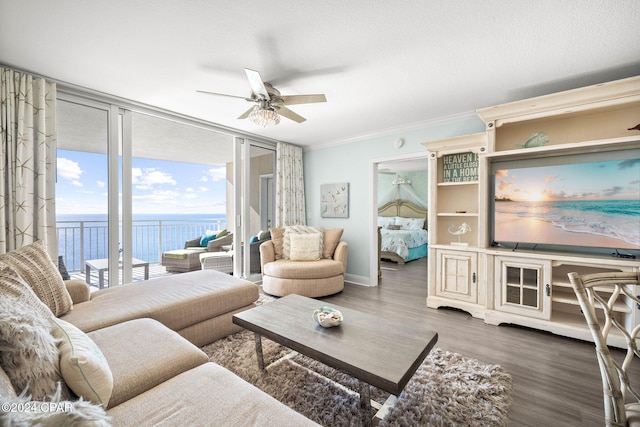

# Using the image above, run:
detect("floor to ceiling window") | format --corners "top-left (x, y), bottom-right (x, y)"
top-left (56, 91), bottom-right (274, 286)
top-left (56, 98), bottom-right (112, 285)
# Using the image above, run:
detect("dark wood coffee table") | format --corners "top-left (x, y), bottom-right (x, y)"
top-left (232, 294), bottom-right (438, 426)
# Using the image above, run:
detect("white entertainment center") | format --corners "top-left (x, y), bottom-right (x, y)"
top-left (423, 76), bottom-right (640, 347)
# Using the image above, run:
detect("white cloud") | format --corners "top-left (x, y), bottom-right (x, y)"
top-left (186, 187), bottom-right (195, 193)
top-left (96, 181), bottom-right (105, 188)
top-left (198, 186), bottom-right (209, 192)
top-left (133, 189), bottom-right (181, 203)
top-left (57, 158), bottom-right (83, 180)
top-left (132, 168), bottom-right (176, 190)
top-left (202, 167), bottom-right (226, 182)
top-left (72, 180), bottom-right (83, 187)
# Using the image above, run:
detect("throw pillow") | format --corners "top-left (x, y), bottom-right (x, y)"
top-left (0, 264), bottom-right (54, 319)
top-left (249, 235), bottom-right (259, 244)
top-left (397, 217), bottom-right (425, 230)
top-left (377, 217), bottom-right (396, 228)
top-left (216, 229), bottom-right (229, 238)
top-left (0, 294), bottom-right (61, 400)
top-left (57, 256), bottom-right (71, 281)
top-left (0, 384), bottom-right (111, 427)
top-left (322, 228), bottom-right (344, 259)
top-left (289, 233), bottom-right (322, 261)
top-left (387, 224), bottom-right (402, 230)
top-left (257, 230), bottom-right (271, 241)
top-left (50, 318), bottom-right (113, 408)
top-left (269, 227), bottom-right (285, 260)
top-left (199, 233), bottom-right (217, 247)
top-left (283, 226), bottom-right (324, 259)
top-left (0, 240), bottom-right (73, 316)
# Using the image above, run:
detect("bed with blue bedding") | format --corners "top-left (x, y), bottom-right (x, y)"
top-left (377, 199), bottom-right (428, 264)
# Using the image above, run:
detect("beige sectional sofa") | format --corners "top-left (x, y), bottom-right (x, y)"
top-left (0, 241), bottom-right (318, 426)
top-left (61, 269), bottom-right (257, 347)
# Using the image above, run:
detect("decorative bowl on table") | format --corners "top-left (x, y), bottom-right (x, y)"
top-left (313, 307), bottom-right (343, 328)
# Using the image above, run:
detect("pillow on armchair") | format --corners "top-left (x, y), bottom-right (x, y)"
top-left (289, 233), bottom-right (322, 261)
top-left (199, 233), bottom-right (218, 247)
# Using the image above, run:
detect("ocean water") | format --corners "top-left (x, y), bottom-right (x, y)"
top-left (495, 199), bottom-right (640, 248)
top-left (57, 214), bottom-right (227, 271)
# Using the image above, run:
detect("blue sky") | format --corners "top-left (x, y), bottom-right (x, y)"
top-left (495, 158), bottom-right (640, 202)
top-left (56, 150), bottom-right (227, 215)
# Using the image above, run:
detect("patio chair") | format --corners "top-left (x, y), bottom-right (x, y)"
top-left (161, 232), bottom-right (233, 273)
top-left (568, 271), bottom-right (640, 427)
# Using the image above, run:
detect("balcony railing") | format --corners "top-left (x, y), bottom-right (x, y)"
top-left (57, 218), bottom-right (226, 273)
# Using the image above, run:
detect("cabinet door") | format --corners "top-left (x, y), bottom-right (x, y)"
top-left (435, 250), bottom-right (478, 303)
top-left (495, 256), bottom-right (551, 319)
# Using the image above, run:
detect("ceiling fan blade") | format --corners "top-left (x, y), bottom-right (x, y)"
top-left (276, 106), bottom-right (306, 123)
top-left (280, 94), bottom-right (327, 105)
top-left (237, 107), bottom-right (255, 120)
top-left (244, 68), bottom-right (270, 100)
top-left (196, 90), bottom-right (252, 101)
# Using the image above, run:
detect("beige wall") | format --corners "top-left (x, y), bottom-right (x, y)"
top-left (225, 153), bottom-right (274, 236)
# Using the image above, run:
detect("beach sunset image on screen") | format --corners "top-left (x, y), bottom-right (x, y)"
top-left (493, 154), bottom-right (640, 250)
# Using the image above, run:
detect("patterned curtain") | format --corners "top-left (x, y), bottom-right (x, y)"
top-left (275, 142), bottom-right (306, 226)
top-left (0, 68), bottom-right (57, 255)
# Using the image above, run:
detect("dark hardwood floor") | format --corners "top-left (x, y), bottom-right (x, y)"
top-left (318, 257), bottom-right (639, 427)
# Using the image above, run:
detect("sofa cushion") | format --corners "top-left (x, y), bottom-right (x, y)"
top-left (0, 240), bottom-right (73, 316)
top-left (289, 233), bottom-right (322, 261)
top-left (283, 226), bottom-right (323, 259)
top-left (322, 228), bottom-right (344, 259)
top-left (60, 270), bottom-right (258, 335)
top-left (106, 362), bottom-right (319, 427)
top-left (0, 388), bottom-right (110, 426)
top-left (0, 294), bottom-right (60, 399)
top-left (88, 318), bottom-right (208, 408)
top-left (263, 259), bottom-right (344, 279)
top-left (50, 318), bottom-right (113, 408)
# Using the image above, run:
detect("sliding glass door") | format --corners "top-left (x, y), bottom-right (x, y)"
top-left (245, 143), bottom-right (275, 281)
top-left (128, 111), bottom-right (233, 280)
top-left (56, 98), bottom-right (117, 288)
top-left (56, 93), bottom-right (275, 286)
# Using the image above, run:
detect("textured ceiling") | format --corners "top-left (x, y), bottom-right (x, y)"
top-left (1, 1), bottom-right (639, 148)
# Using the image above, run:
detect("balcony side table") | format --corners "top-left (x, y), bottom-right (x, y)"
top-left (85, 258), bottom-right (150, 289)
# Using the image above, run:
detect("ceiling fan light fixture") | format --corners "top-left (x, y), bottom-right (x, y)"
top-left (250, 106), bottom-right (280, 127)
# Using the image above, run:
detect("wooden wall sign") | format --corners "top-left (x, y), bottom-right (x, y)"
top-left (442, 152), bottom-right (478, 183)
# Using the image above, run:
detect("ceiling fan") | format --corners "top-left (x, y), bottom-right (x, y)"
top-left (197, 68), bottom-right (327, 126)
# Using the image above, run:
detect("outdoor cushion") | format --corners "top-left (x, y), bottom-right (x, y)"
top-left (162, 248), bottom-right (206, 259)
top-left (199, 233), bottom-right (217, 247)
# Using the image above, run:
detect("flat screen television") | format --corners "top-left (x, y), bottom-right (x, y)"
top-left (491, 148), bottom-right (640, 257)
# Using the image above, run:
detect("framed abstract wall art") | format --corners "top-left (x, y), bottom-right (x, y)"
top-left (321, 182), bottom-right (349, 218)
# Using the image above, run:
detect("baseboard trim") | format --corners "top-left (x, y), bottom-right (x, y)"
top-left (345, 273), bottom-right (371, 287)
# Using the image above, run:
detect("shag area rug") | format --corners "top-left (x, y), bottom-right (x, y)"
top-left (202, 330), bottom-right (513, 426)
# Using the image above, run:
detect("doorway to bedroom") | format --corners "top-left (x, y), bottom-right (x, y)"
top-left (370, 153), bottom-right (429, 287)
